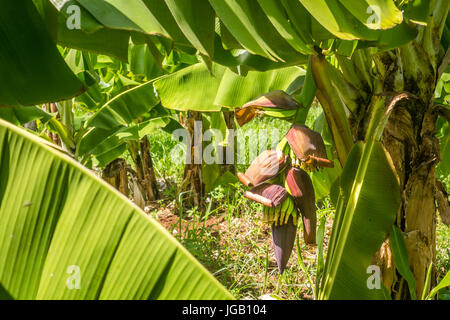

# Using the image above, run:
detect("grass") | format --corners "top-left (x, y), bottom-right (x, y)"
top-left (147, 115), bottom-right (449, 300)
top-left (148, 183), bottom-right (335, 300)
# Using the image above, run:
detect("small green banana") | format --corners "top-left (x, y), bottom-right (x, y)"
top-left (284, 197), bottom-right (294, 225)
top-left (290, 148), bottom-right (296, 167)
top-left (262, 197), bottom-right (300, 227)
top-left (266, 206), bottom-right (276, 225)
top-left (279, 197), bottom-right (289, 226)
top-left (292, 209), bottom-right (298, 227)
top-left (262, 206), bottom-right (269, 223)
top-left (274, 204), bottom-right (281, 227)
top-left (283, 173), bottom-right (292, 196)
top-left (276, 137), bottom-right (290, 156)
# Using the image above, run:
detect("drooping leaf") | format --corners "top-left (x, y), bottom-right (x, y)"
top-left (337, 0), bottom-right (403, 30)
top-left (54, 1), bottom-right (131, 62)
top-left (255, 0), bottom-right (314, 55)
top-left (403, 0), bottom-right (431, 26)
top-left (0, 0), bottom-right (84, 107)
top-left (88, 117), bottom-right (170, 159)
top-left (128, 42), bottom-right (164, 80)
top-left (76, 0), bottom-right (165, 36)
top-left (208, 0), bottom-right (302, 62)
top-left (214, 67), bottom-right (305, 109)
top-left (164, 0), bottom-right (216, 58)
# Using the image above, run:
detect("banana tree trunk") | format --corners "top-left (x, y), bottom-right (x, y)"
top-left (183, 111), bottom-right (203, 207)
top-left (129, 137), bottom-right (159, 203)
top-left (140, 136), bottom-right (159, 201)
top-left (379, 96), bottom-right (439, 299)
top-left (102, 158), bottom-right (129, 196)
top-left (372, 13), bottom-right (447, 295)
top-left (312, 13), bottom-right (447, 296)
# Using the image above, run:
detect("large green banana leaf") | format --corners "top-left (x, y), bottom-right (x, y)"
top-left (85, 80), bottom-right (160, 130)
top-left (154, 63), bottom-right (227, 112)
top-left (45, 0), bottom-right (131, 62)
top-left (0, 119), bottom-right (233, 300)
top-left (320, 140), bottom-right (401, 299)
top-left (153, 62), bottom-right (305, 112)
top-left (214, 67), bottom-right (305, 108)
top-left (208, 0), bottom-right (303, 62)
top-left (48, 0), bottom-right (419, 71)
top-left (0, 0), bottom-right (84, 107)
top-left (320, 96), bottom-right (402, 299)
top-left (299, 0), bottom-right (406, 41)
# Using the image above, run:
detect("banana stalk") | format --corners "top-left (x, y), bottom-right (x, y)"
top-left (311, 54), bottom-right (354, 166)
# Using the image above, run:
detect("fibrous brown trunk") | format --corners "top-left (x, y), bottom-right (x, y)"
top-left (102, 158), bottom-right (129, 196)
top-left (366, 29), bottom-right (446, 297)
top-left (182, 111), bottom-right (203, 207)
top-left (140, 136), bottom-right (159, 201)
top-left (130, 137), bottom-right (159, 203)
top-left (380, 97), bottom-right (439, 299)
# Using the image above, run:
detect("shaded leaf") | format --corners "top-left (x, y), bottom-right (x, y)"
top-left (0, 0), bottom-right (84, 107)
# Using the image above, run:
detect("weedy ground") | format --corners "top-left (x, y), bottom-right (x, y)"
top-left (146, 116), bottom-right (450, 300)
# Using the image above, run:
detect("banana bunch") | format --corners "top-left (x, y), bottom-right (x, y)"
top-left (262, 196), bottom-right (298, 227)
top-left (238, 123), bottom-right (333, 273)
